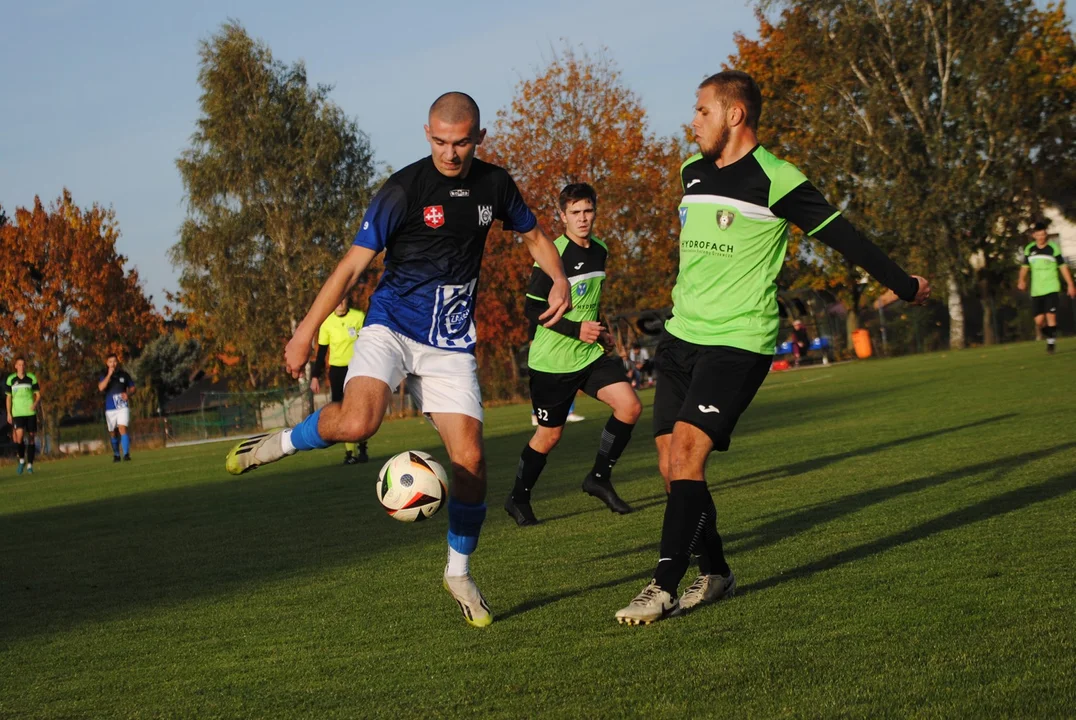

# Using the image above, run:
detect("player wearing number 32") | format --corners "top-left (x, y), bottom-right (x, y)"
top-left (506, 183), bottom-right (642, 527)
top-left (225, 92), bottom-right (571, 628)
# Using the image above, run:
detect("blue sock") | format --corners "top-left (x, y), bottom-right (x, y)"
top-left (120, 434), bottom-right (131, 456)
top-left (289, 408), bottom-right (332, 451)
top-left (447, 498), bottom-right (487, 555)
top-left (110, 436), bottom-right (120, 456)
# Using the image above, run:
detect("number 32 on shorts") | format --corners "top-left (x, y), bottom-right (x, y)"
top-left (536, 408), bottom-right (550, 421)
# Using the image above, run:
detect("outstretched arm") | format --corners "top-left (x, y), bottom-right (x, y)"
top-left (773, 182), bottom-right (929, 305)
top-left (284, 245), bottom-right (378, 378)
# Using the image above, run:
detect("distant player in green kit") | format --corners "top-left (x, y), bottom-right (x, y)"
top-left (5, 357), bottom-right (41, 474)
top-left (614, 71), bottom-right (931, 625)
top-left (505, 183), bottom-right (642, 526)
top-left (309, 296), bottom-right (369, 463)
top-left (1018, 220), bottom-right (1076, 354)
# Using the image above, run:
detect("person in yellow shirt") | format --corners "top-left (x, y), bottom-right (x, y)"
top-left (310, 297), bottom-right (368, 463)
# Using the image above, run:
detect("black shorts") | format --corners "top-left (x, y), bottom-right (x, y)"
top-left (652, 331), bottom-right (771, 451)
top-left (530, 354), bottom-right (627, 427)
top-left (328, 365), bottom-right (349, 403)
top-left (12, 415), bottom-right (37, 433)
top-left (1031, 292), bottom-right (1059, 316)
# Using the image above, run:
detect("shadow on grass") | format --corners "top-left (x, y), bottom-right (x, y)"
top-left (588, 415), bottom-right (1023, 564)
top-left (725, 439), bottom-right (1076, 555)
top-left (0, 417), bottom-right (668, 644)
top-left (739, 379), bottom-right (935, 436)
top-left (512, 443), bottom-right (1076, 622)
top-left (716, 413), bottom-right (1018, 490)
top-left (739, 463), bottom-right (1076, 598)
top-left (497, 569), bottom-right (652, 623)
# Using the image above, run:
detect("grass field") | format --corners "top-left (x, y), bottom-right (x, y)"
top-left (2, 342), bottom-right (1074, 718)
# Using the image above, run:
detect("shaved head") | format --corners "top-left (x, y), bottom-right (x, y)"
top-left (429, 92), bottom-right (481, 130)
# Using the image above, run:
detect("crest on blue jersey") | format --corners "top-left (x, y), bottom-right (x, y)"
top-left (430, 279), bottom-right (478, 350)
top-left (576, 282), bottom-right (588, 297)
top-left (679, 207), bottom-right (688, 226)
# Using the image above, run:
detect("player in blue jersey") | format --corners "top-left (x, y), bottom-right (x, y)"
top-left (225, 92), bottom-right (571, 627)
top-left (98, 353), bottom-right (136, 462)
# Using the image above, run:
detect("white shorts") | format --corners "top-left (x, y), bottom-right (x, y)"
top-left (105, 408), bottom-right (130, 432)
top-left (344, 324), bottom-right (483, 421)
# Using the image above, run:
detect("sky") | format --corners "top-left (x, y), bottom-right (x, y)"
top-left (0, 0), bottom-right (761, 306)
top-left (4, 1), bottom-right (1071, 307)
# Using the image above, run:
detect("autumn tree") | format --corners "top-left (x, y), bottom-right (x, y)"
top-left (173, 21), bottom-right (377, 392)
top-left (0, 191), bottom-right (159, 449)
top-left (737, 0), bottom-right (1076, 347)
top-left (478, 47), bottom-right (682, 395)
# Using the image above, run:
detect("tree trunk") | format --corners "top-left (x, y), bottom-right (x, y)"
top-left (947, 274), bottom-right (965, 350)
top-left (289, 313), bottom-right (316, 417)
top-left (979, 276), bottom-right (996, 345)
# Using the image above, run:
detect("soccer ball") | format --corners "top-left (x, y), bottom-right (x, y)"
top-left (376, 450), bottom-right (448, 522)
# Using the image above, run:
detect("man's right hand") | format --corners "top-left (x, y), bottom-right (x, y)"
top-left (579, 321), bottom-right (605, 344)
top-left (309, 377), bottom-right (321, 394)
top-left (284, 331), bottom-right (315, 379)
top-left (1017, 278), bottom-right (1027, 292)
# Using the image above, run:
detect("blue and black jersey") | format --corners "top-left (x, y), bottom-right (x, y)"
top-left (354, 156), bottom-right (537, 352)
top-left (99, 369), bottom-right (134, 411)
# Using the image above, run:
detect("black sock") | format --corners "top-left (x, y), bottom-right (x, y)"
top-left (16, 441), bottom-right (25, 460)
top-left (512, 444), bottom-right (547, 503)
top-left (1044, 326), bottom-right (1057, 343)
top-left (359, 441), bottom-right (368, 453)
top-left (695, 496), bottom-right (730, 577)
top-left (653, 480), bottom-right (727, 594)
top-left (26, 440), bottom-right (35, 465)
top-left (590, 416), bottom-right (635, 483)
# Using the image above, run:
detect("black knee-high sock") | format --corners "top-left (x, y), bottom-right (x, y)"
top-left (512, 444), bottom-right (548, 502)
top-left (16, 441), bottom-right (25, 460)
top-left (1044, 325), bottom-right (1057, 344)
top-left (653, 480), bottom-right (727, 594)
top-left (26, 440), bottom-right (35, 465)
top-left (695, 499), bottom-right (730, 577)
top-left (590, 415), bottom-right (635, 483)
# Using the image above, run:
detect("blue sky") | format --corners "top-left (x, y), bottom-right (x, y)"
top-left (0, 0), bottom-right (761, 305)
top-left (3, 1), bottom-right (1070, 306)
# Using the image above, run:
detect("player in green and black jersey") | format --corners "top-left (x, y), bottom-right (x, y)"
top-left (1018, 220), bottom-right (1076, 353)
top-left (505, 183), bottom-right (642, 526)
top-left (615, 71), bottom-right (931, 625)
top-left (5, 357), bottom-right (41, 474)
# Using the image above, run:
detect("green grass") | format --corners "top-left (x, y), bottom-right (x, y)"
top-left (2, 342), bottom-right (1074, 718)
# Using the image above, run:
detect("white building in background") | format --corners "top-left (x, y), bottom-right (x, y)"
top-left (1043, 207), bottom-right (1076, 266)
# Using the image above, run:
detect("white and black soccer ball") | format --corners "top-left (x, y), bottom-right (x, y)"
top-left (376, 450), bottom-right (448, 522)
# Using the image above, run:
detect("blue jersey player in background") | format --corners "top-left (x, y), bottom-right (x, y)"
top-left (226, 92), bottom-right (571, 627)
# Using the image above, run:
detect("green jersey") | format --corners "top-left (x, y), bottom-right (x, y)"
top-left (526, 235), bottom-right (608, 373)
top-left (669, 146), bottom-right (917, 353)
top-left (5, 372), bottom-right (39, 417)
top-left (1022, 241), bottom-right (1065, 297)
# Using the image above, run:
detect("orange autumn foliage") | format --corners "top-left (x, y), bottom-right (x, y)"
top-left (0, 191), bottom-right (160, 442)
top-left (477, 47), bottom-right (682, 396)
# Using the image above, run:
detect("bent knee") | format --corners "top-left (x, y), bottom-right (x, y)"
top-left (340, 415), bottom-right (378, 442)
top-left (450, 449), bottom-right (485, 480)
